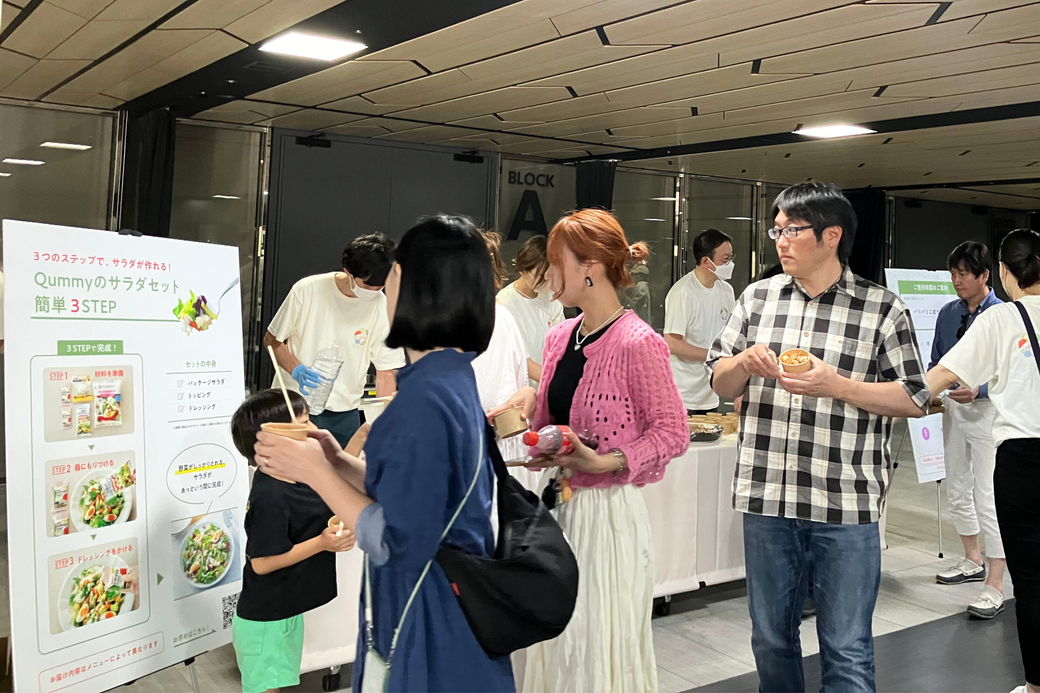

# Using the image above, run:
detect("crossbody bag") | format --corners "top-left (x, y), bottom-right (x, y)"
top-left (360, 431), bottom-right (484, 693)
top-left (1014, 300), bottom-right (1040, 377)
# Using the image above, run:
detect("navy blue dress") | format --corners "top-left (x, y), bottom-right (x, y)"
top-left (353, 349), bottom-right (514, 692)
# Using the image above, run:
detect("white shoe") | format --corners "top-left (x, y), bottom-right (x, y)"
top-left (967, 585), bottom-right (1005, 619)
top-left (1009, 686), bottom-right (1027, 693)
top-left (936, 558), bottom-right (986, 584)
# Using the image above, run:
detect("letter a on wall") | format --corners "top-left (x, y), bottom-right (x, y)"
top-left (508, 189), bottom-right (547, 240)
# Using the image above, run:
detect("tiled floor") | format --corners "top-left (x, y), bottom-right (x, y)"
top-left (0, 421), bottom-right (1012, 692)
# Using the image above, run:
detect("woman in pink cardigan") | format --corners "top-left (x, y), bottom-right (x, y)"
top-left (493, 209), bottom-right (689, 692)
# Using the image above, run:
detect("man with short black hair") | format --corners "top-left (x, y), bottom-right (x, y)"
top-left (930, 240), bottom-right (1006, 618)
top-left (265, 234), bottom-right (404, 446)
top-left (664, 229), bottom-right (737, 415)
top-left (709, 182), bottom-right (929, 691)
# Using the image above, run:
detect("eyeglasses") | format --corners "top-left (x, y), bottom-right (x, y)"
top-left (956, 312), bottom-right (970, 340)
top-left (768, 224), bottom-right (814, 240)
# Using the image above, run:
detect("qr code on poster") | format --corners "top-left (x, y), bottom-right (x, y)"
top-left (222, 593), bottom-right (240, 630)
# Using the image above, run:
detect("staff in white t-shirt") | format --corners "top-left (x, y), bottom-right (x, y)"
top-left (927, 229), bottom-right (1040, 693)
top-left (664, 229), bottom-right (737, 415)
top-left (265, 235), bottom-right (405, 447)
top-left (497, 235), bottom-right (565, 385)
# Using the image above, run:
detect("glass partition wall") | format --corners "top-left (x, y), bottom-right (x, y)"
top-left (684, 177), bottom-right (757, 298)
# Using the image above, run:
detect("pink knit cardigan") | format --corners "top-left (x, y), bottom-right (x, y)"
top-left (532, 310), bottom-right (689, 489)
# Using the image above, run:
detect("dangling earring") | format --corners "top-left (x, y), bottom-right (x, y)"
top-left (584, 276), bottom-right (593, 288)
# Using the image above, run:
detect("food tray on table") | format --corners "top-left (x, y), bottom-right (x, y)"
top-left (688, 412), bottom-right (740, 442)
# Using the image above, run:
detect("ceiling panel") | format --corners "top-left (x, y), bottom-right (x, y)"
top-left (390, 85), bottom-right (574, 122)
top-left (362, 18), bottom-right (560, 73)
top-left (0, 48), bottom-right (36, 91)
top-left (448, 114), bottom-right (511, 130)
top-left (2, 1), bottom-right (88, 59)
top-left (94, 0), bottom-right (182, 22)
top-left (224, 0), bottom-right (345, 44)
top-left (60, 28), bottom-right (210, 94)
top-left (940, 0), bottom-right (1040, 22)
top-left (0, 58), bottom-right (90, 99)
top-left (884, 61), bottom-right (1040, 97)
top-left (605, 0), bottom-right (853, 46)
top-left (506, 105), bottom-right (692, 136)
top-left (46, 19), bottom-right (150, 60)
top-left (956, 1), bottom-right (1040, 38)
top-left (321, 94), bottom-right (402, 115)
top-left (256, 109), bottom-right (366, 130)
top-left (47, 0), bottom-right (115, 20)
top-left (609, 112), bottom-right (728, 138)
top-left (605, 64), bottom-right (800, 109)
top-left (375, 124), bottom-right (482, 142)
top-left (160, 0), bottom-right (271, 30)
top-left (360, 69), bottom-right (477, 107)
top-left (497, 92), bottom-right (613, 123)
top-left (550, 0), bottom-right (683, 36)
top-left (528, 44), bottom-right (718, 95)
top-left (1, 2), bottom-right (20, 32)
top-left (650, 73), bottom-right (858, 112)
top-left (318, 122), bottom-right (393, 137)
top-left (844, 41), bottom-right (1040, 91)
top-left (250, 60), bottom-right (426, 106)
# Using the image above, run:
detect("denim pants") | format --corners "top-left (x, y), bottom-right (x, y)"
top-left (743, 513), bottom-right (881, 693)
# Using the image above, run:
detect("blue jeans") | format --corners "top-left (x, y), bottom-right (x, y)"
top-left (311, 408), bottom-right (360, 448)
top-left (743, 513), bottom-right (880, 693)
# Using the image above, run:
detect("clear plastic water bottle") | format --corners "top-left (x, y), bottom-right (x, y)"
top-left (305, 342), bottom-right (343, 415)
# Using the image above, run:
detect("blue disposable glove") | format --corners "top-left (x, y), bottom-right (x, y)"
top-left (292, 364), bottom-right (321, 395)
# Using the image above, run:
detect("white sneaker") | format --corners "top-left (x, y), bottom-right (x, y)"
top-left (936, 558), bottom-right (986, 584)
top-left (967, 585), bottom-right (1005, 619)
top-left (1009, 686), bottom-right (1027, 693)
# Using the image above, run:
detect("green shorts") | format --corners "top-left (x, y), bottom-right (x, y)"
top-left (232, 613), bottom-right (304, 693)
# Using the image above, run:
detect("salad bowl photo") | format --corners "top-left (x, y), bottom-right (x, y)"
top-left (180, 519), bottom-right (234, 590)
top-left (70, 470), bottom-right (133, 533)
top-left (57, 555), bottom-right (135, 632)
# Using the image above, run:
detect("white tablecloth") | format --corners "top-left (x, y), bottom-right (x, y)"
top-left (300, 436), bottom-right (744, 669)
top-left (643, 435), bottom-right (744, 598)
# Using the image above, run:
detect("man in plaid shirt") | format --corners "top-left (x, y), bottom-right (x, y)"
top-left (709, 183), bottom-right (929, 692)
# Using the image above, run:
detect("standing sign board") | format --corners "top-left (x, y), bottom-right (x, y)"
top-left (884, 268), bottom-right (957, 360)
top-left (4, 220), bottom-right (247, 693)
top-left (907, 414), bottom-right (947, 483)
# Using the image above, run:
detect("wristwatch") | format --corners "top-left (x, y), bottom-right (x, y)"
top-left (610, 448), bottom-right (627, 476)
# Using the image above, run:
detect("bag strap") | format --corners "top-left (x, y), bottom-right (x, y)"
top-left (1014, 301), bottom-right (1040, 378)
top-left (364, 428), bottom-right (485, 664)
top-left (484, 420), bottom-right (509, 483)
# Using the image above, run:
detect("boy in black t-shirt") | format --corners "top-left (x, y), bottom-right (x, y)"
top-left (230, 390), bottom-right (356, 693)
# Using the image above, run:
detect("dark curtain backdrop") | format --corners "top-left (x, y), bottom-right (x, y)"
top-left (844, 188), bottom-right (887, 283)
top-left (575, 160), bottom-right (617, 210)
top-left (121, 108), bottom-right (177, 236)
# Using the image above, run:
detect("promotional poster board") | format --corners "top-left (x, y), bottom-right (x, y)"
top-left (3, 221), bottom-right (247, 693)
top-left (884, 268), bottom-right (958, 360)
top-left (907, 413), bottom-right (947, 483)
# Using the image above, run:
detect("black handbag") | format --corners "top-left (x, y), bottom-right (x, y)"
top-left (436, 422), bottom-right (579, 658)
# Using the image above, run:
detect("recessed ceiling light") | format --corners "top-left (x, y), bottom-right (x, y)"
top-left (212, 195), bottom-right (240, 200)
top-left (726, 216), bottom-right (753, 220)
top-left (3, 158), bottom-right (44, 165)
top-left (40, 142), bottom-right (91, 151)
top-left (259, 32), bottom-right (366, 61)
top-left (793, 124), bottom-right (876, 138)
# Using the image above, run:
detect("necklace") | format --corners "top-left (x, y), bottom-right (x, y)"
top-left (574, 306), bottom-right (624, 351)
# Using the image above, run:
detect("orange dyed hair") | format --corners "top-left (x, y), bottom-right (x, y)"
top-left (547, 209), bottom-right (650, 289)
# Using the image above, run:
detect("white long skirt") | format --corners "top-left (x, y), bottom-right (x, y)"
top-left (524, 484), bottom-right (658, 693)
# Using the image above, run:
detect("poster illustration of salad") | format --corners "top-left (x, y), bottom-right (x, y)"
top-left (6, 221), bottom-right (248, 693)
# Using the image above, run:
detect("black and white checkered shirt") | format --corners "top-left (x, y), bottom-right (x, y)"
top-left (708, 268), bottom-right (930, 525)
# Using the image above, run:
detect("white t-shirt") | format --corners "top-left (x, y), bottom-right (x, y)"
top-left (472, 304), bottom-right (529, 464)
top-left (267, 273), bottom-right (404, 412)
top-left (939, 295), bottom-right (1040, 446)
top-left (664, 271), bottom-right (736, 410)
top-left (497, 282), bottom-right (565, 369)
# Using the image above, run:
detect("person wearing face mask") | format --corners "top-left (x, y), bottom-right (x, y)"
top-left (498, 235), bottom-right (566, 385)
top-left (664, 229), bottom-right (737, 415)
top-left (265, 234), bottom-right (405, 447)
top-left (928, 229), bottom-right (1040, 693)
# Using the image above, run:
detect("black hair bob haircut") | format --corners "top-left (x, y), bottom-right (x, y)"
top-left (947, 241), bottom-right (992, 277)
top-left (693, 228), bottom-right (733, 265)
top-left (1000, 228), bottom-right (1040, 290)
top-left (231, 388), bottom-right (307, 464)
top-left (773, 182), bottom-right (858, 265)
top-left (342, 233), bottom-right (395, 286)
top-left (385, 214), bottom-right (495, 355)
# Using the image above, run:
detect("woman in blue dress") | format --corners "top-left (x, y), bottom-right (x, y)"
top-left (255, 215), bottom-right (514, 692)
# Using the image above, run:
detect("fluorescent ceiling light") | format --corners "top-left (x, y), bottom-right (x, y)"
top-left (651, 197), bottom-right (676, 201)
top-left (0, 172), bottom-right (10, 177)
top-left (40, 142), bottom-right (91, 151)
top-left (643, 218), bottom-right (667, 222)
top-left (259, 32), bottom-right (366, 61)
top-left (793, 124), bottom-right (876, 138)
top-left (212, 195), bottom-right (240, 200)
top-left (3, 158), bottom-right (44, 165)
top-left (726, 216), bottom-right (753, 220)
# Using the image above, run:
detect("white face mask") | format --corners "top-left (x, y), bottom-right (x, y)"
top-left (349, 274), bottom-right (382, 302)
top-left (710, 258), bottom-right (735, 281)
